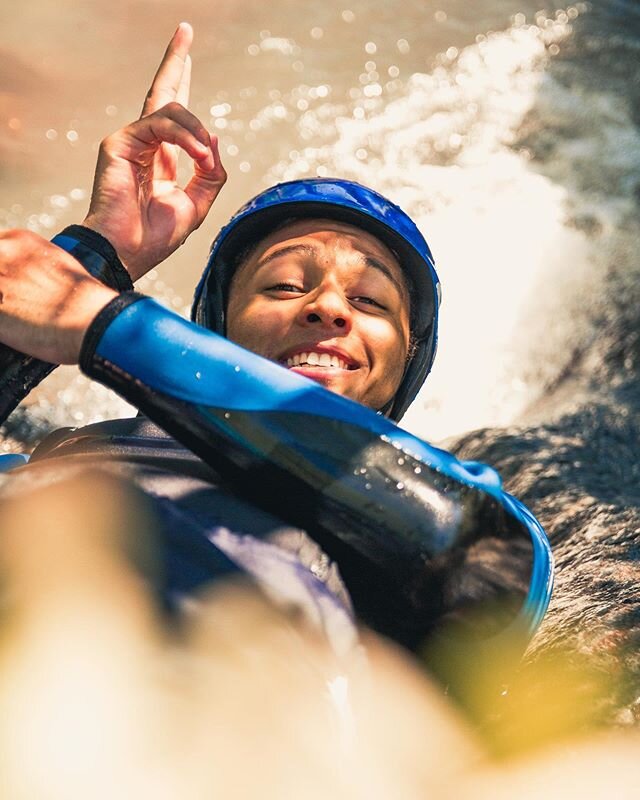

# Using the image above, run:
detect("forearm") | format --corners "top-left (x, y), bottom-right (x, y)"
top-left (0, 229), bottom-right (124, 425)
top-left (79, 294), bottom-right (553, 647)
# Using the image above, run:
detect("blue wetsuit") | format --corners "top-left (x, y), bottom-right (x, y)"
top-left (0, 283), bottom-right (552, 656)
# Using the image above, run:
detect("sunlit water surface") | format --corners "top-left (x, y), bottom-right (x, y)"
top-left (1, 1), bottom-right (639, 446)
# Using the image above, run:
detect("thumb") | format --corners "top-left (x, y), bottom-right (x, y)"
top-left (184, 135), bottom-right (227, 227)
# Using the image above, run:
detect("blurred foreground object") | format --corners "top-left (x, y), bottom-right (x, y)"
top-left (0, 471), bottom-right (638, 798)
top-left (0, 471), bottom-right (478, 799)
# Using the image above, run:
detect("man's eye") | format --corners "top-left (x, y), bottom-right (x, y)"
top-left (268, 282), bottom-right (303, 293)
top-left (352, 295), bottom-right (386, 310)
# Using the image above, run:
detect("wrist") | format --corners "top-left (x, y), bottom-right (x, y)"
top-left (51, 224), bottom-right (134, 291)
top-left (58, 282), bottom-right (119, 365)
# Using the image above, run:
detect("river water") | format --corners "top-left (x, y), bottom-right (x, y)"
top-left (1, 1), bottom-right (639, 445)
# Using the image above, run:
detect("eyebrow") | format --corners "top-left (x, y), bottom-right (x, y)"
top-left (255, 244), bottom-right (317, 270)
top-left (255, 243), bottom-right (406, 297)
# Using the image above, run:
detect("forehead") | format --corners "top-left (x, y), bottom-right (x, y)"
top-left (253, 217), bottom-right (399, 262)
top-left (247, 217), bottom-right (402, 275)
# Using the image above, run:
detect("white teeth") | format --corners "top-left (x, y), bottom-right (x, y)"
top-left (285, 351), bottom-right (350, 369)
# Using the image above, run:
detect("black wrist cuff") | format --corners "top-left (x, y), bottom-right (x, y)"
top-left (79, 291), bottom-right (147, 374)
top-left (52, 225), bottom-right (134, 292)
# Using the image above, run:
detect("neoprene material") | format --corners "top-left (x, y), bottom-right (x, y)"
top-left (192, 178), bottom-right (441, 422)
top-left (82, 295), bottom-right (553, 644)
top-left (0, 226), bottom-right (133, 427)
top-left (51, 226), bottom-right (134, 292)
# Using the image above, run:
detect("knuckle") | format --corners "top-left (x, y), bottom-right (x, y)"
top-left (13, 229), bottom-right (34, 244)
top-left (100, 133), bottom-right (116, 153)
top-left (163, 100), bottom-right (184, 114)
top-left (0, 228), bottom-right (37, 257)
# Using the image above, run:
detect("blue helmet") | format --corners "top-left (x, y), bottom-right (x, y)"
top-left (192, 178), bottom-right (441, 421)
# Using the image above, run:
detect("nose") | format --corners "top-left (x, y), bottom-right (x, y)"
top-left (297, 286), bottom-right (352, 332)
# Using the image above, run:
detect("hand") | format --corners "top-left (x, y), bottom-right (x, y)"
top-left (82, 23), bottom-right (227, 281)
top-left (0, 230), bottom-right (117, 364)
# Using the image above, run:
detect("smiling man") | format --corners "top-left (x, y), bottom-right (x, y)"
top-left (0, 22), bottom-right (438, 426)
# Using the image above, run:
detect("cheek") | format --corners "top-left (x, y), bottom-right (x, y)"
top-left (226, 293), bottom-right (256, 348)
top-left (226, 306), bottom-right (259, 350)
top-left (362, 319), bottom-right (409, 404)
top-left (226, 299), bottom-right (287, 356)
top-left (369, 319), bottom-right (409, 372)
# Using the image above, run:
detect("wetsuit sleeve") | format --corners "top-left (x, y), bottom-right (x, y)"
top-left (51, 225), bottom-right (134, 293)
top-left (0, 226), bottom-right (133, 426)
top-left (79, 293), bottom-right (553, 650)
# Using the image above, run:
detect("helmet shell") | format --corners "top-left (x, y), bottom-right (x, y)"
top-left (192, 178), bottom-right (440, 421)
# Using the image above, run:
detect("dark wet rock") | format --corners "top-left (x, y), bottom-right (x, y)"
top-left (1, 406), bottom-right (57, 450)
top-left (449, 370), bottom-right (640, 730)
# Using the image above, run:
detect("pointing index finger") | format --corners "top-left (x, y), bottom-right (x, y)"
top-left (141, 22), bottom-right (193, 118)
top-left (176, 53), bottom-right (192, 108)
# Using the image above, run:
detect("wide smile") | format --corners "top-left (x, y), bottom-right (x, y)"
top-left (279, 346), bottom-right (360, 373)
top-left (286, 351), bottom-right (349, 370)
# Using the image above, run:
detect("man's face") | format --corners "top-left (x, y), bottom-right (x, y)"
top-left (225, 218), bottom-right (411, 411)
